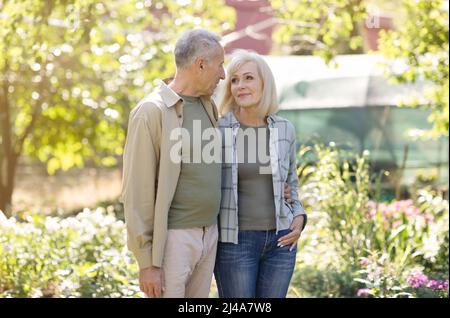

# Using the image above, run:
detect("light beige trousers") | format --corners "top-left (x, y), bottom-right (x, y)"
top-left (162, 223), bottom-right (218, 298)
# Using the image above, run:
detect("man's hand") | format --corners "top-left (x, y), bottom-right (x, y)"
top-left (139, 266), bottom-right (165, 298)
top-left (278, 215), bottom-right (305, 251)
top-left (284, 183), bottom-right (292, 203)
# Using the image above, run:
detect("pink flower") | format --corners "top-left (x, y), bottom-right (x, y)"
top-left (424, 213), bottom-right (434, 223)
top-left (357, 288), bottom-right (372, 297)
top-left (405, 207), bottom-right (420, 217)
top-left (426, 279), bottom-right (449, 291)
top-left (407, 271), bottom-right (429, 288)
top-left (359, 258), bottom-right (370, 267)
top-left (392, 220), bottom-right (403, 229)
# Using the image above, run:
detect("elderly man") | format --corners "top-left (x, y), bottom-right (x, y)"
top-left (121, 29), bottom-right (225, 298)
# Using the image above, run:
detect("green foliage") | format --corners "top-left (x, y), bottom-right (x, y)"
top-left (0, 0), bottom-right (236, 214)
top-left (297, 144), bottom-right (372, 268)
top-left (355, 256), bottom-right (449, 298)
top-left (0, 207), bottom-right (140, 297)
top-left (363, 198), bottom-right (445, 272)
top-left (1, 144), bottom-right (448, 298)
top-left (355, 205), bottom-right (448, 298)
top-left (415, 189), bottom-right (450, 275)
top-left (378, 0), bottom-right (449, 137)
top-left (292, 145), bottom-right (449, 298)
top-left (0, 0), bottom-right (235, 174)
top-left (291, 265), bottom-right (358, 298)
top-left (271, 0), bottom-right (448, 138)
top-left (428, 231), bottom-right (449, 276)
top-left (271, 0), bottom-right (367, 60)
top-left (354, 251), bottom-right (413, 298)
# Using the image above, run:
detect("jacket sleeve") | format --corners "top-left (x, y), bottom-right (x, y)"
top-left (121, 106), bottom-right (161, 269)
top-left (286, 125), bottom-right (308, 230)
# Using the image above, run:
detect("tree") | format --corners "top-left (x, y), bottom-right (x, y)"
top-left (0, 0), bottom-right (235, 216)
top-left (378, 0), bottom-right (449, 138)
top-left (270, 0), bottom-right (448, 137)
top-left (271, 0), bottom-right (368, 61)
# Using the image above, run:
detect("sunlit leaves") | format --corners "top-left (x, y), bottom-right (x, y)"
top-left (271, 0), bottom-right (368, 60)
top-left (378, 0), bottom-right (449, 138)
top-left (1, 0), bottom-right (234, 180)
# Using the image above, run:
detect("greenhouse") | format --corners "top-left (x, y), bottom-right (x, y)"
top-left (264, 55), bottom-right (449, 189)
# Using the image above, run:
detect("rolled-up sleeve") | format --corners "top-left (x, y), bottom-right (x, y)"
top-left (121, 105), bottom-right (161, 269)
top-left (286, 126), bottom-right (307, 230)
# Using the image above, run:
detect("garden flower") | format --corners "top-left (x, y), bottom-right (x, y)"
top-left (45, 217), bottom-right (61, 232)
top-left (392, 220), bottom-right (403, 229)
top-left (407, 270), bottom-right (429, 288)
top-left (405, 206), bottom-right (420, 217)
top-left (426, 279), bottom-right (449, 291)
top-left (367, 201), bottom-right (378, 218)
top-left (359, 257), bottom-right (370, 267)
top-left (357, 288), bottom-right (372, 297)
top-left (0, 210), bottom-right (7, 223)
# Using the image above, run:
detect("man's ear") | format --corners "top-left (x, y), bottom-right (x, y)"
top-left (195, 57), bottom-right (205, 71)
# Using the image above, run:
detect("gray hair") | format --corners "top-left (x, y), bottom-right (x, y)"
top-left (174, 29), bottom-right (222, 69)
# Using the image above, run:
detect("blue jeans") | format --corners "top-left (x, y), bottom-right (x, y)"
top-left (214, 229), bottom-right (297, 298)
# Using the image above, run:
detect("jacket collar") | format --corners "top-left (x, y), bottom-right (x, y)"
top-left (155, 80), bottom-right (182, 108)
top-left (156, 80), bottom-right (218, 127)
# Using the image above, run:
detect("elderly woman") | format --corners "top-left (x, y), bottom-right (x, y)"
top-left (214, 50), bottom-right (307, 298)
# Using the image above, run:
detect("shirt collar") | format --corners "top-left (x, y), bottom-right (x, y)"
top-left (156, 80), bottom-right (182, 108)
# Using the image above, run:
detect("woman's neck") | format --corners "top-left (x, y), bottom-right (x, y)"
top-left (234, 107), bottom-right (266, 127)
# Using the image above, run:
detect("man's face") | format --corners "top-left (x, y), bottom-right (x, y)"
top-left (199, 46), bottom-right (225, 96)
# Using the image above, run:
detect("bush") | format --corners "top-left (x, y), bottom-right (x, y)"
top-left (405, 268), bottom-right (449, 298)
top-left (290, 265), bottom-right (358, 298)
top-left (414, 189), bottom-right (449, 277)
top-left (354, 251), bottom-right (412, 298)
top-left (296, 144), bottom-right (449, 298)
top-left (0, 207), bottom-right (141, 298)
top-left (298, 144), bottom-right (372, 269)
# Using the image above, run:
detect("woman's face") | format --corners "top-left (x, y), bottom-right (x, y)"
top-left (230, 61), bottom-right (263, 109)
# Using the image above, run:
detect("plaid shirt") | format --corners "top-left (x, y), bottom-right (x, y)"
top-left (218, 111), bottom-right (306, 244)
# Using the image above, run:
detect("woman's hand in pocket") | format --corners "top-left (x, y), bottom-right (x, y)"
top-left (277, 215), bottom-right (305, 251)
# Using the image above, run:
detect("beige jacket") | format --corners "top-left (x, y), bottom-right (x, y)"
top-left (120, 80), bottom-right (219, 269)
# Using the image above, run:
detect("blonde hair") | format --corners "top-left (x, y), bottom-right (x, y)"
top-left (218, 50), bottom-right (278, 117)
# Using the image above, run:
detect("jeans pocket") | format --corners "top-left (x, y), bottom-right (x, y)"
top-left (276, 228), bottom-right (291, 239)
